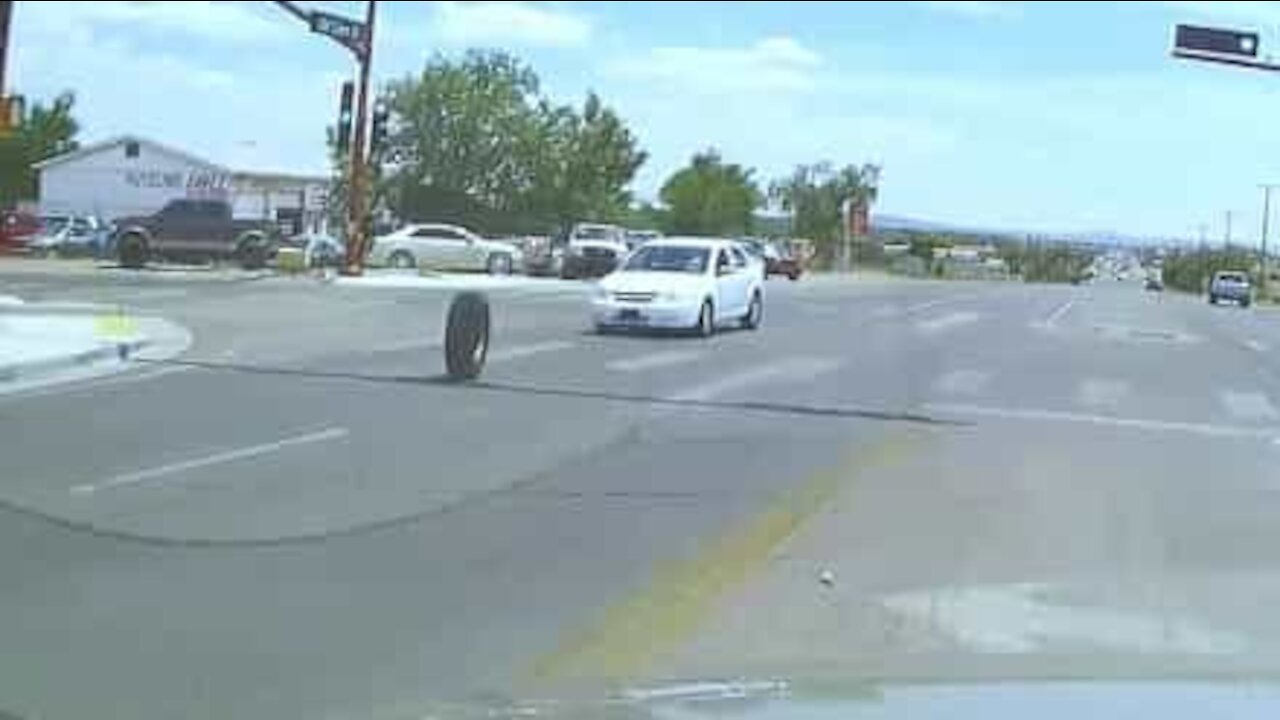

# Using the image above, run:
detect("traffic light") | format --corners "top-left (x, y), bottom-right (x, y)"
top-left (370, 100), bottom-right (389, 155)
top-left (336, 81), bottom-right (354, 154)
top-left (0, 95), bottom-right (24, 138)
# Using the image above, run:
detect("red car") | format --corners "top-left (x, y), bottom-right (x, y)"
top-left (763, 242), bottom-right (803, 281)
top-left (1, 210), bottom-right (41, 253)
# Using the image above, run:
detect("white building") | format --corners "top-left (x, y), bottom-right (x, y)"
top-left (35, 135), bottom-right (329, 235)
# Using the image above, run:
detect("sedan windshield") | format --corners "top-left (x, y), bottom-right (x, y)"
top-left (623, 245), bottom-right (709, 273)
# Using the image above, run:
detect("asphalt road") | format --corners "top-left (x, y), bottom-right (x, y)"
top-left (3, 265), bottom-right (1280, 718)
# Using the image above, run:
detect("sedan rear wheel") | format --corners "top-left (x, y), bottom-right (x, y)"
top-left (486, 253), bottom-right (513, 275)
top-left (389, 250), bottom-right (415, 270)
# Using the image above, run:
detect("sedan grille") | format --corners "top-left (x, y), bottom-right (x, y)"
top-left (613, 291), bottom-right (656, 303)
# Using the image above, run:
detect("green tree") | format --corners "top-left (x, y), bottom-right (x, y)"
top-left (659, 149), bottom-right (761, 236)
top-left (769, 161), bottom-right (880, 263)
top-left (0, 92), bottom-right (79, 207)
top-left (373, 51), bottom-right (645, 234)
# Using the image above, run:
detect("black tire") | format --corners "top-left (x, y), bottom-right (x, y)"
top-left (741, 291), bottom-right (763, 330)
top-left (1241, 298), bottom-right (1252, 309)
top-left (236, 237), bottom-right (268, 270)
top-left (445, 291), bottom-right (490, 381)
top-left (389, 250), bottom-right (415, 270)
top-left (695, 300), bottom-right (715, 338)
top-left (487, 253), bottom-right (513, 275)
top-left (787, 270), bottom-right (800, 281)
top-left (118, 233), bottom-right (148, 269)
top-left (1208, 295), bottom-right (1217, 305)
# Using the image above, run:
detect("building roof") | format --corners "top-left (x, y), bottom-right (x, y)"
top-left (33, 134), bottom-right (230, 172)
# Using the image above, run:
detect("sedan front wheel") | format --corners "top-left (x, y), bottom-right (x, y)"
top-left (695, 300), bottom-right (715, 338)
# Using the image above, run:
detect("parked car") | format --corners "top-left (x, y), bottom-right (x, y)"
top-left (562, 223), bottom-right (629, 279)
top-left (1, 210), bottom-right (42, 253)
top-left (1144, 274), bottom-right (1164, 292)
top-left (367, 223), bottom-right (522, 274)
top-left (522, 235), bottom-right (563, 277)
top-left (1208, 270), bottom-right (1252, 307)
top-left (624, 229), bottom-right (662, 250)
top-left (282, 231), bottom-right (346, 268)
top-left (113, 199), bottom-right (278, 269)
top-left (26, 215), bottom-right (113, 258)
top-left (591, 237), bottom-right (764, 336)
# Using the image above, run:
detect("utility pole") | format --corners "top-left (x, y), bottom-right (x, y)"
top-left (271, 0), bottom-right (377, 275)
top-left (0, 1), bottom-right (11, 93)
top-left (1260, 184), bottom-right (1277, 295)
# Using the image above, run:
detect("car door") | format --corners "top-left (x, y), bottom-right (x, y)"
top-left (713, 248), bottom-right (745, 322)
top-left (727, 246), bottom-right (753, 314)
top-left (406, 227), bottom-right (454, 269)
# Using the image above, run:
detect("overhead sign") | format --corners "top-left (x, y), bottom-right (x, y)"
top-left (310, 10), bottom-right (367, 57)
top-left (1174, 24), bottom-right (1258, 58)
top-left (1171, 24), bottom-right (1280, 71)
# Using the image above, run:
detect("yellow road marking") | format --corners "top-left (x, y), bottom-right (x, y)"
top-left (527, 430), bottom-right (925, 687)
top-left (94, 310), bottom-right (137, 340)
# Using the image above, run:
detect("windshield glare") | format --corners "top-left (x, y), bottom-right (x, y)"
top-left (623, 245), bottom-right (709, 273)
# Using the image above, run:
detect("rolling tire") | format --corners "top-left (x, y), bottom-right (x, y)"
top-left (119, 234), bottom-right (148, 269)
top-left (695, 300), bottom-right (715, 338)
top-left (487, 253), bottom-right (513, 275)
top-left (389, 250), bottom-right (416, 270)
top-left (445, 291), bottom-right (490, 381)
top-left (1241, 298), bottom-right (1252, 309)
top-left (788, 269), bottom-right (800, 281)
top-left (741, 291), bottom-right (763, 330)
top-left (236, 238), bottom-right (268, 270)
top-left (1208, 295), bottom-right (1217, 305)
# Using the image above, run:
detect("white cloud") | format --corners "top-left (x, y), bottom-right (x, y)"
top-left (428, 1), bottom-right (592, 48)
top-left (912, 1), bottom-right (1016, 17)
top-left (1158, 1), bottom-right (1280, 27)
top-left (24, 1), bottom-right (290, 44)
top-left (609, 37), bottom-right (823, 95)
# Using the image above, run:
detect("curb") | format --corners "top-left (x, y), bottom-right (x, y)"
top-left (0, 338), bottom-right (151, 383)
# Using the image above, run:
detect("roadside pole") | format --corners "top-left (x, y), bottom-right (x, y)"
top-left (271, 0), bottom-right (377, 276)
top-left (1260, 184), bottom-right (1276, 296)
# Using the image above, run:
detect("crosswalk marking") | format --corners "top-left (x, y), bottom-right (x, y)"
top-left (487, 340), bottom-right (576, 364)
top-left (607, 349), bottom-right (704, 373)
top-left (1076, 378), bottom-right (1130, 409)
top-left (934, 370), bottom-right (990, 396)
top-left (915, 311), bottom-right (979, 334)
top-left (1219, 391), bottom-right (1279, 421)
top-left (669, 356), bottom-right (841, 403)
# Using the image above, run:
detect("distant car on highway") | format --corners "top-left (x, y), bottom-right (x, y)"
top-left (367, 223), bottom-right (523, 274)
top-left (1208, 270), bottom-right (1252, 307)
top-left (562, 223), bottom-right (629, 279)
top-left (591, 237), bottom-right (764, 336)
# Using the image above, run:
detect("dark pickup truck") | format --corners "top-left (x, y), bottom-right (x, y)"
top-left (115, 199), bottom-right (278, 269)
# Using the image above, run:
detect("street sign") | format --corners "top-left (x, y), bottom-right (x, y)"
top-left (310, 10), bottom-right (367, 57)
top-left (1175, 24), bottom-right (1258, 58)
top-left (1171, 24), bottom-right (1280, 71)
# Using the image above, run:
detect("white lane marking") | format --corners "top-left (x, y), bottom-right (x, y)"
top-left (487, 340), bottom-right (575, 363)
top-left (669, 356), bottom-right (841, 402)
top-left (1075, 378), bottom-right (1130, 409)
top-left (924, 402), bottom-right (1278, 442)
top-left (607, 349), bottom-right (704, 373)
top-left (1220, 391), bottom-right (1279, 421)
top-left (934, 370), bottom-right (990, 396)
top-left (884, 583), bottom-right (1246, 655)
top-left (1042, 298), bottom-right (1076, 329)
top-left (915, 311), bottom-right (979, 335)
top-left (0, 364), bottom-right (195, 405)
top-left (70, 427), bottom-right (348, 495)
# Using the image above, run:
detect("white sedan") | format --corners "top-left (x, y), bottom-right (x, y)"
top-left (591, 238), bottom-right (764, 336)
top-left (367, 223), bottom-right (523, 274)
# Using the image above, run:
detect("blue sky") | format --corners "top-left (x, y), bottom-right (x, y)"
top-left (13, 1), bottom-right (1280, 240)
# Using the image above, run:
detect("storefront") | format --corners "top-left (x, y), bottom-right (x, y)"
top-left (35, 135), bottom-right (329, 235)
